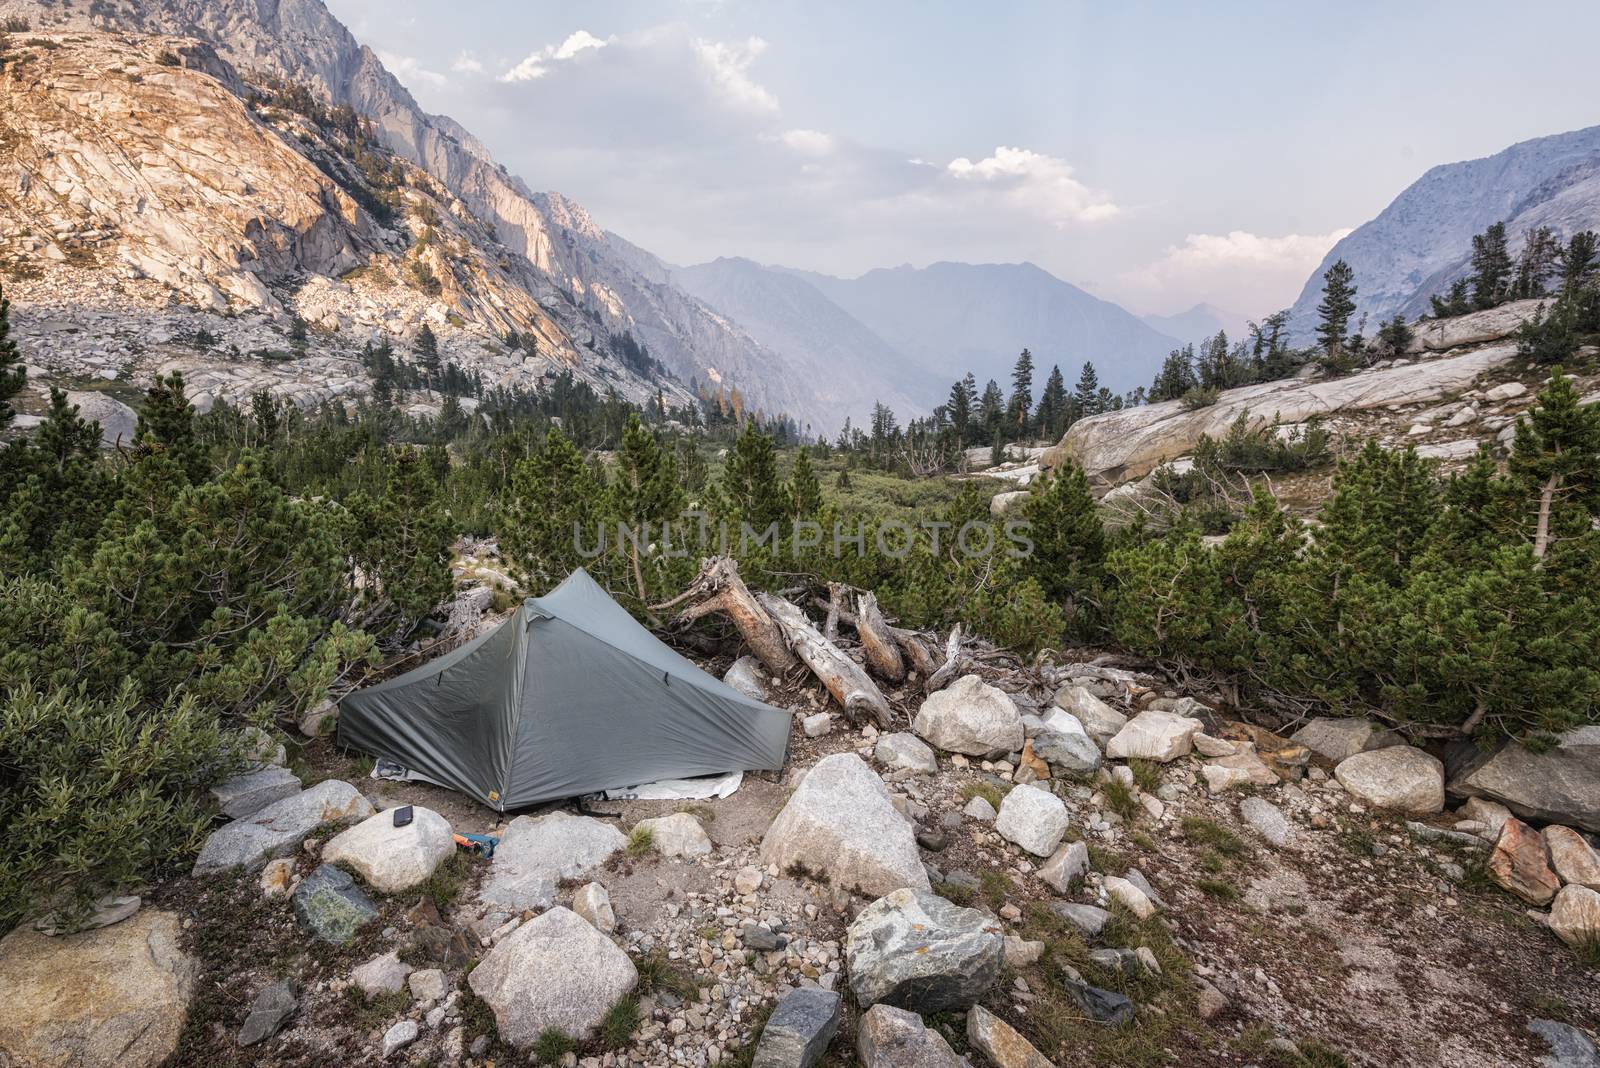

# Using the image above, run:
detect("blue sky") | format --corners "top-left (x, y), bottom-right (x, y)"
top-left (326, 0), bottom-right (1600, 318)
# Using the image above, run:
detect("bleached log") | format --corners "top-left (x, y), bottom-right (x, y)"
top-left (854, 591), bottom-right (906, 683)
top-left (924, 624), bottom-right (965, 694)
top-left (756, 592), bottom-right (894, 729)
top-left (654, 558), bottom-right (797, 675)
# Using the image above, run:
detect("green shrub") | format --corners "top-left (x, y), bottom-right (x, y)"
top-left (0, 683), bottom-right (237, 930)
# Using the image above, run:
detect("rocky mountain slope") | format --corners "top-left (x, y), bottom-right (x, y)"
top-left (670, 257), bottom-right (942, 428)
top-left (0, 0), bottom-right (828, 425)
top-left (1286, 125), bottom-right (1600, 341)
top-left (1046, 300), bottom-right (1599, 491)
top-left (782, 261), bottom-right (1182, 397)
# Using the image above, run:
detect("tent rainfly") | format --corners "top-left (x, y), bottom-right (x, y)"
top-left (338, 569), bottom-right (791, 811)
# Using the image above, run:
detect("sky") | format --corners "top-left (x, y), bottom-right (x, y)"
top-left (326, 0), bottom-right (1600, 321)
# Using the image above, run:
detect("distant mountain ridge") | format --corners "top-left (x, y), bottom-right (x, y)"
top-left (1140, 303), bottom-right (1250, 347)
top-left (772, 261), bottom-right (1181, 398)
top-left (1287, 125), bottom-right (1600, 341)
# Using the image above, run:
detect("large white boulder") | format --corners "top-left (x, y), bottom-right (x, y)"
top-left (467, 906), bottom-right (638, 1048)
top-left (1334, 746), bottom-right (1445, 814)
top-left (322, 805), bottom-right (456, 893)
top-left (1044, 342), bottom-right (1518, 484)
top-left (760, 754), bottom-right (929, 897)
top-left (1105, 708), bottom-right (1203, 763)
top-left (0, 910), bottom-right (195, 1068)
top-left (480, 811), bottom-right (626, 912)
top-left (912, 675), bottom-right (1023, 758)
top-left (193, 780), bottom-right (374, 873)
top-left (845, 889), bottom-right (1003, 1013)
top-left (993, 783), bottom-right (1070, 857)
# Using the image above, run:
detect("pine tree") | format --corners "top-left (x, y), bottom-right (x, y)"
top-left (1512, 226), bottom-right (1561, 300)
top-left (134, 372), bottom-right (208, 481)
top-left (1021, 461), bottom-right (1106, 629)
top-left (503, 426), bottom-right (606, 588)
top-left (1073, 362), bottom-right (1102, 418)
top-left (946, 380), bottom-right (972, 446)
top-left (1469, 222), bottom-right (1513, 309)
top-left (1008, 348), bottom-right (1034, 437)
top-left (787, 446), bottom-right (822, 519)
top-left (723, 422), bottom-right (785, 530)
top-left (415, 323), bottom-right (441, 383)
top-left (346, 450), bottom-right (454, 630)
top-left (1315, 260), bottom-right (1357, 355)
top-left (612, 414), bottom-right (686, 600)
top-left (1036, 365), bottom-right (1067, 440)
top-left (979, 380), bottom-right (1004, 440)
top-left (0, 282), bottom-right (24, 431)
top-left (1507, 369), bottom-right (1600, 565)
top-left (1560, 231), bottom-right (1599, 294)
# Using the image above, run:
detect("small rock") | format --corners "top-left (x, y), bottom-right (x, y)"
top-left (724, 656), bottom-right (770, 701)
top-left (210, 765), bottom-right (304, 819)
top-left (875, 732), bottom-right (938, 774)
top-left (1032, 710), bottom-right (1102, 775)
top-left (409, 968), bottom-right (447, 1003)
top-left (1195, 979), bottom-right (1229, 1020)
top-left (966, 1004), bottom-right (1052, 1068)
top-left (735, 867), bottom-right (764, 895)
top-left (802, 712), bottom-right (833, 738)
top-left (1192, 733), bottom-right (1236, 758)
top-left (1201, 765), bottom-right (1252, 793)
top-left (750, 985), bottom-right (841, 1068)
top-left (1239, 796), bottom-right (1295, 848)
top-left (855, 1003), bottom-right (966, 1068)
top-left (1459, 797), bottom-right (1513, 839)
top-left (1545, 826), bottom-right (1600, 891)
top-left (322, 805), bottom-right (457, 893)
top-left (994, 782), bottom-right (1070, 857)
top-left (292, 864), bottom-right (378, 944)
top-left (912, 675), bottom-right (1024, 758)
top-left (382, 1019), bottom-right (419, 1058)
top-left (1528, 1018), bottom-right (1600, 1068)
top-left (1290, 717), bottom-right (1400, 763)
top-left (1003, 936), bottom-right (1044, 968)
top-left (572, 882), bottom-right (616, 932)
top-left (1105, 709), bottom-right (1203, 763)
top-left (964, 796), bottom-right (998, 822)
top-left (1049, 902), bottom-right (1110, 937)
top-left (351, 951), bottom-right (412, 996)
top-left (1334, 746), bottom-right (1445, 814)
top-left (1038, 840), bottom-right (1089, 893)
top-left (1062, 978), bottom-right (1134, 1026)
top-left (1489, 818), bottom-right (1561, 905)
top-left (1550, 885), bottom-right (1600, 949)
top-left (1053, 686), bottom-right (1128, 747)
top-left (845, 888), bottom-right (1004, 1013)
top-left (1102, 876), bottom-right (1155, 919)
top-left (237, 979), bottom-right (297, 1047)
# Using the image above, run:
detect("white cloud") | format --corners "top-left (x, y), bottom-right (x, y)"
top-left (451, 52), bottom-right (485, 75)
top-left (777, 128), bottom-right (835, 155)
top-left (945, 146), bottom-right (1119, 226)
top-left (1120, 228), bottom-right (1351, 315)
top-left (691, 36), bottom-right (777, 113)
top-left (501, 30), bottom-right (610, 82)
top-left (379, 51), bottom-right (446, 88)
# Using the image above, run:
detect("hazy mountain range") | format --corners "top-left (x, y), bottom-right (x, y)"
top-left (1288, 125), bottom-right (1600, 341)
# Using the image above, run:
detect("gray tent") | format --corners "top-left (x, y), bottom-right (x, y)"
top-left (338, 569), bottom-right (790, 811)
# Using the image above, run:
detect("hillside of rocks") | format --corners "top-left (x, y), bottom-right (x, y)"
top-left (1043, 299), bottom-right (1600, 494)
top-left (0, 0), bottom-right (830, 427)
top-left (0, 27), bottom-right (707, 428)
top-left (3, 561), bottom-right (1596, 1068)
